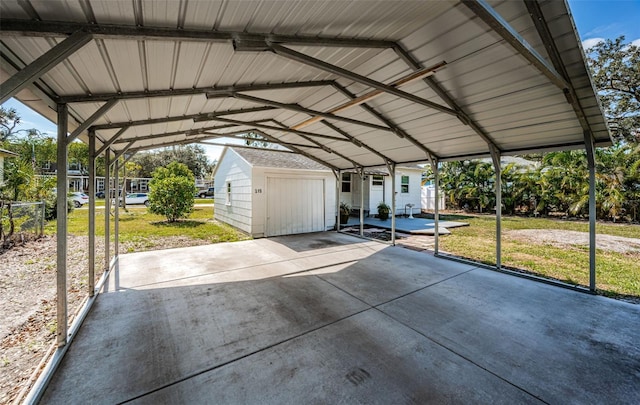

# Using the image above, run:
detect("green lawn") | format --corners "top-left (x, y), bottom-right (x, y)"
top-left (438, 214), bottom-right (640, 298)
top-left (45, 205), bottom-right (249, 252)
top-left (92, 198), bottom-right (213, 206)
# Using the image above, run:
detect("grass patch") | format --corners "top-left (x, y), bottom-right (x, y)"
top-left (45, 206), bottom-right (249, 245)
top-left (438, 214), bottom-right (640, 298)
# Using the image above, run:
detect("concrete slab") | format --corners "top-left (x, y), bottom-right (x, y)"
top-left (343, 216), bottom-right (467, 234)
top-left (44, 269), bottom-right (370, 403)
top-left (134, 310), bottom-right (541, 404)
top-left (305, 246), bottom-right (475, 306)
top-left (379, 269), bottom-right (640, 404)
top-left (40, 232), bottom-right (640, 404)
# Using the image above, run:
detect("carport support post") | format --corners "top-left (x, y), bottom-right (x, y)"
top-left (386, 161), bottom-right (397, 245)
top-left (359, 169), bottom-right (364, 237)
top-left (56, 103), bottom-right (68, 348)
top-left (335, 170), bottom-right (341, 231)
top-left (490, 147), bottom-right (502, 269)
top-left (585, 131), bottom-right (596, 291)
top-left (114, 157), bottom-right (119, 258)
top-left (104, 151), bottom-right (110, 272)
top-left (88, 130), bottom-right (96, 297)
top-left (430, 158), bottom-right (440, 254)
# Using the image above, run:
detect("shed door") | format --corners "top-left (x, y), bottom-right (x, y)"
top-left (266, 177), bottom-right (325, 237)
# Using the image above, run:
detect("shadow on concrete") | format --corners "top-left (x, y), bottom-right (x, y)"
top-left (41, 233), bottom-right (640, 404)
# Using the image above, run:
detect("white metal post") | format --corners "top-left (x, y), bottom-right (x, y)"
top-left (104, 151), bottom-right (110, 273)
top-left (584, 131), bottom-right (597, 290)
top-left (335, 170), bottom-right (341, 231)
top-left (490, 147), bottom-right (502, 269)
top-left (359, 169), bottom-right (364, 237)
top-left (88, 131), bottom-right (95, 296)
top-left (386, 161), bottom-right (396, 245)
top-left (432, 159), bottom-right (440, 254)
top-left (55, 103), bottom-right (68, 348)
top-left (114, 157), bottom-right (119, 258)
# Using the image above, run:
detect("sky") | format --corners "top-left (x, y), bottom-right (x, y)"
top-left (2, 0), bottom-right (639, 163)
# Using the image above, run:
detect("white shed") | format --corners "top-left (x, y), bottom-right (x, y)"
top-left (213, 147), bottom-right (336, 238)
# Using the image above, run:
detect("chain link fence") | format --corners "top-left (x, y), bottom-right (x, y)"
top-left (0, 201), bottom-right (45, 248)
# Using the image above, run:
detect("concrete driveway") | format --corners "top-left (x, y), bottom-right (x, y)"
top-left (42, 232), bottom-right (639, 404)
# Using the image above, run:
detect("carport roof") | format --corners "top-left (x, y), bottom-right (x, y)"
top-left (0, 0), bottom-right (610, 170)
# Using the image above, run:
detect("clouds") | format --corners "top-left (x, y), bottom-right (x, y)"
top-left (581, 37), bottom-right (640, 51)
top-left (582, 38), bottom-right (604, 50)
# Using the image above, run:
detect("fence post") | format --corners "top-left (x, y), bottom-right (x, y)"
top-left (40, 200), bottom-right (45, 237)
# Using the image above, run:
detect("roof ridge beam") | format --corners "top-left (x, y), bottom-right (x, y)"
top-left (461, 0), bottom-right (570, 90)
top-left (227, 93), bottom-right (394, 132)
top-left (0, 19), bottom-right (395, 48)
top-left (211, 129), bottom-right (342, 171)
top-left (330, 82), bottom-right (438, 163)
top-left (200, 132), bottom-right (323, 150)
top-left (265, 120), bottom-right (364, 168)
top-left (128, 131), bottom-right (248, 152)
top-left (61, 80), bottom-right (335, 103)
top-left (0, 30), bottom-right (92, 104)
top-left (292, 61), bottom-right (446, 130)
top-left (266, 43), bottom-right (459, 117)
top-left (320, 120), bottom-right (395, 164)
top-left (194, 116), bottom-right (353, 143)
top-left (113, 123), bottom-right (242, 143)
top-left (90, 106), bottom-right (276, 130)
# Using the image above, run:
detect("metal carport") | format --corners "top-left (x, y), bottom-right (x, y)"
top-left (0, 0), bottom-right (611, 400)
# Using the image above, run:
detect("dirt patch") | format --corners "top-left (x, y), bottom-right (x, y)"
top-left (0, 234), bottom-right (215, 404)
top-left (508, 229), bottom-right (640, 255)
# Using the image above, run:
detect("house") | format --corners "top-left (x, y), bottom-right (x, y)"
top-left (340, 165), bottom-right (424, 217)
top-left (213, 147), bottom-right (337, 237)
top-left (0, 148), bottom-right (19, 185)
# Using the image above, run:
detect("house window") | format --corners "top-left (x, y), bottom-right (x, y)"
top-left (226, 182), bottom-right (232, 205)
top-left (341, 173), bottom-right (351, 193)
top-left (401, 175), bottom-right (409, 193)
top-left (372, 175), bottom-right (384, 186)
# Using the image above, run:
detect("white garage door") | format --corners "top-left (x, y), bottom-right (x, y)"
top-left (266, 177), bottom-right (325, 237)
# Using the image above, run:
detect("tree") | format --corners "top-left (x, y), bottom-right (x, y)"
top-left (148, 162), bottom-right (196, 222)
top-left (0, 107), bottom-right (21, 142)
top-left (131, 145), bottom-right (213, 178)
top-left (587, 36), bottom-right (640, 143)
top-left (244, 131), bottom-right (270, 148)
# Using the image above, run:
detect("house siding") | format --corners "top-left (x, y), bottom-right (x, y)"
top-left (213, 149), bottom-right (253, 234)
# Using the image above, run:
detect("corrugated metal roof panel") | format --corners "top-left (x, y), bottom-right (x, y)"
top-left (0, 0), bottom-right (610, 168)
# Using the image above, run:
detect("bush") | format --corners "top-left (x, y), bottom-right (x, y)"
top-left (44, 192), bottom-right (73, 220)
top-left (148, 162), bottom-right (196, 222)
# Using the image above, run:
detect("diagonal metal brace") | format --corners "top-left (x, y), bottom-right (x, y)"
top-left (1, 31), bottom-right (92, 104)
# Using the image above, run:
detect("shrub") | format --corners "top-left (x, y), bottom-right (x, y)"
top-left (44, 191), bottom-right (73, 220)
top-left (148, 162), bottom-right (197, 222)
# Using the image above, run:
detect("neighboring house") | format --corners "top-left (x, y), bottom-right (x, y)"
top-left (340, 165), bottom-right (424, 216)
top-left (0, 148), bottom-right (19, 185)
top-left (213, 147), bottom-right (337, 238)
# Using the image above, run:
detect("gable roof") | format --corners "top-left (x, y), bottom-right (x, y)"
top-left (1, 0), bottom-right (610, 170)
top-left (230, 147), bottom-right (331, 171)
